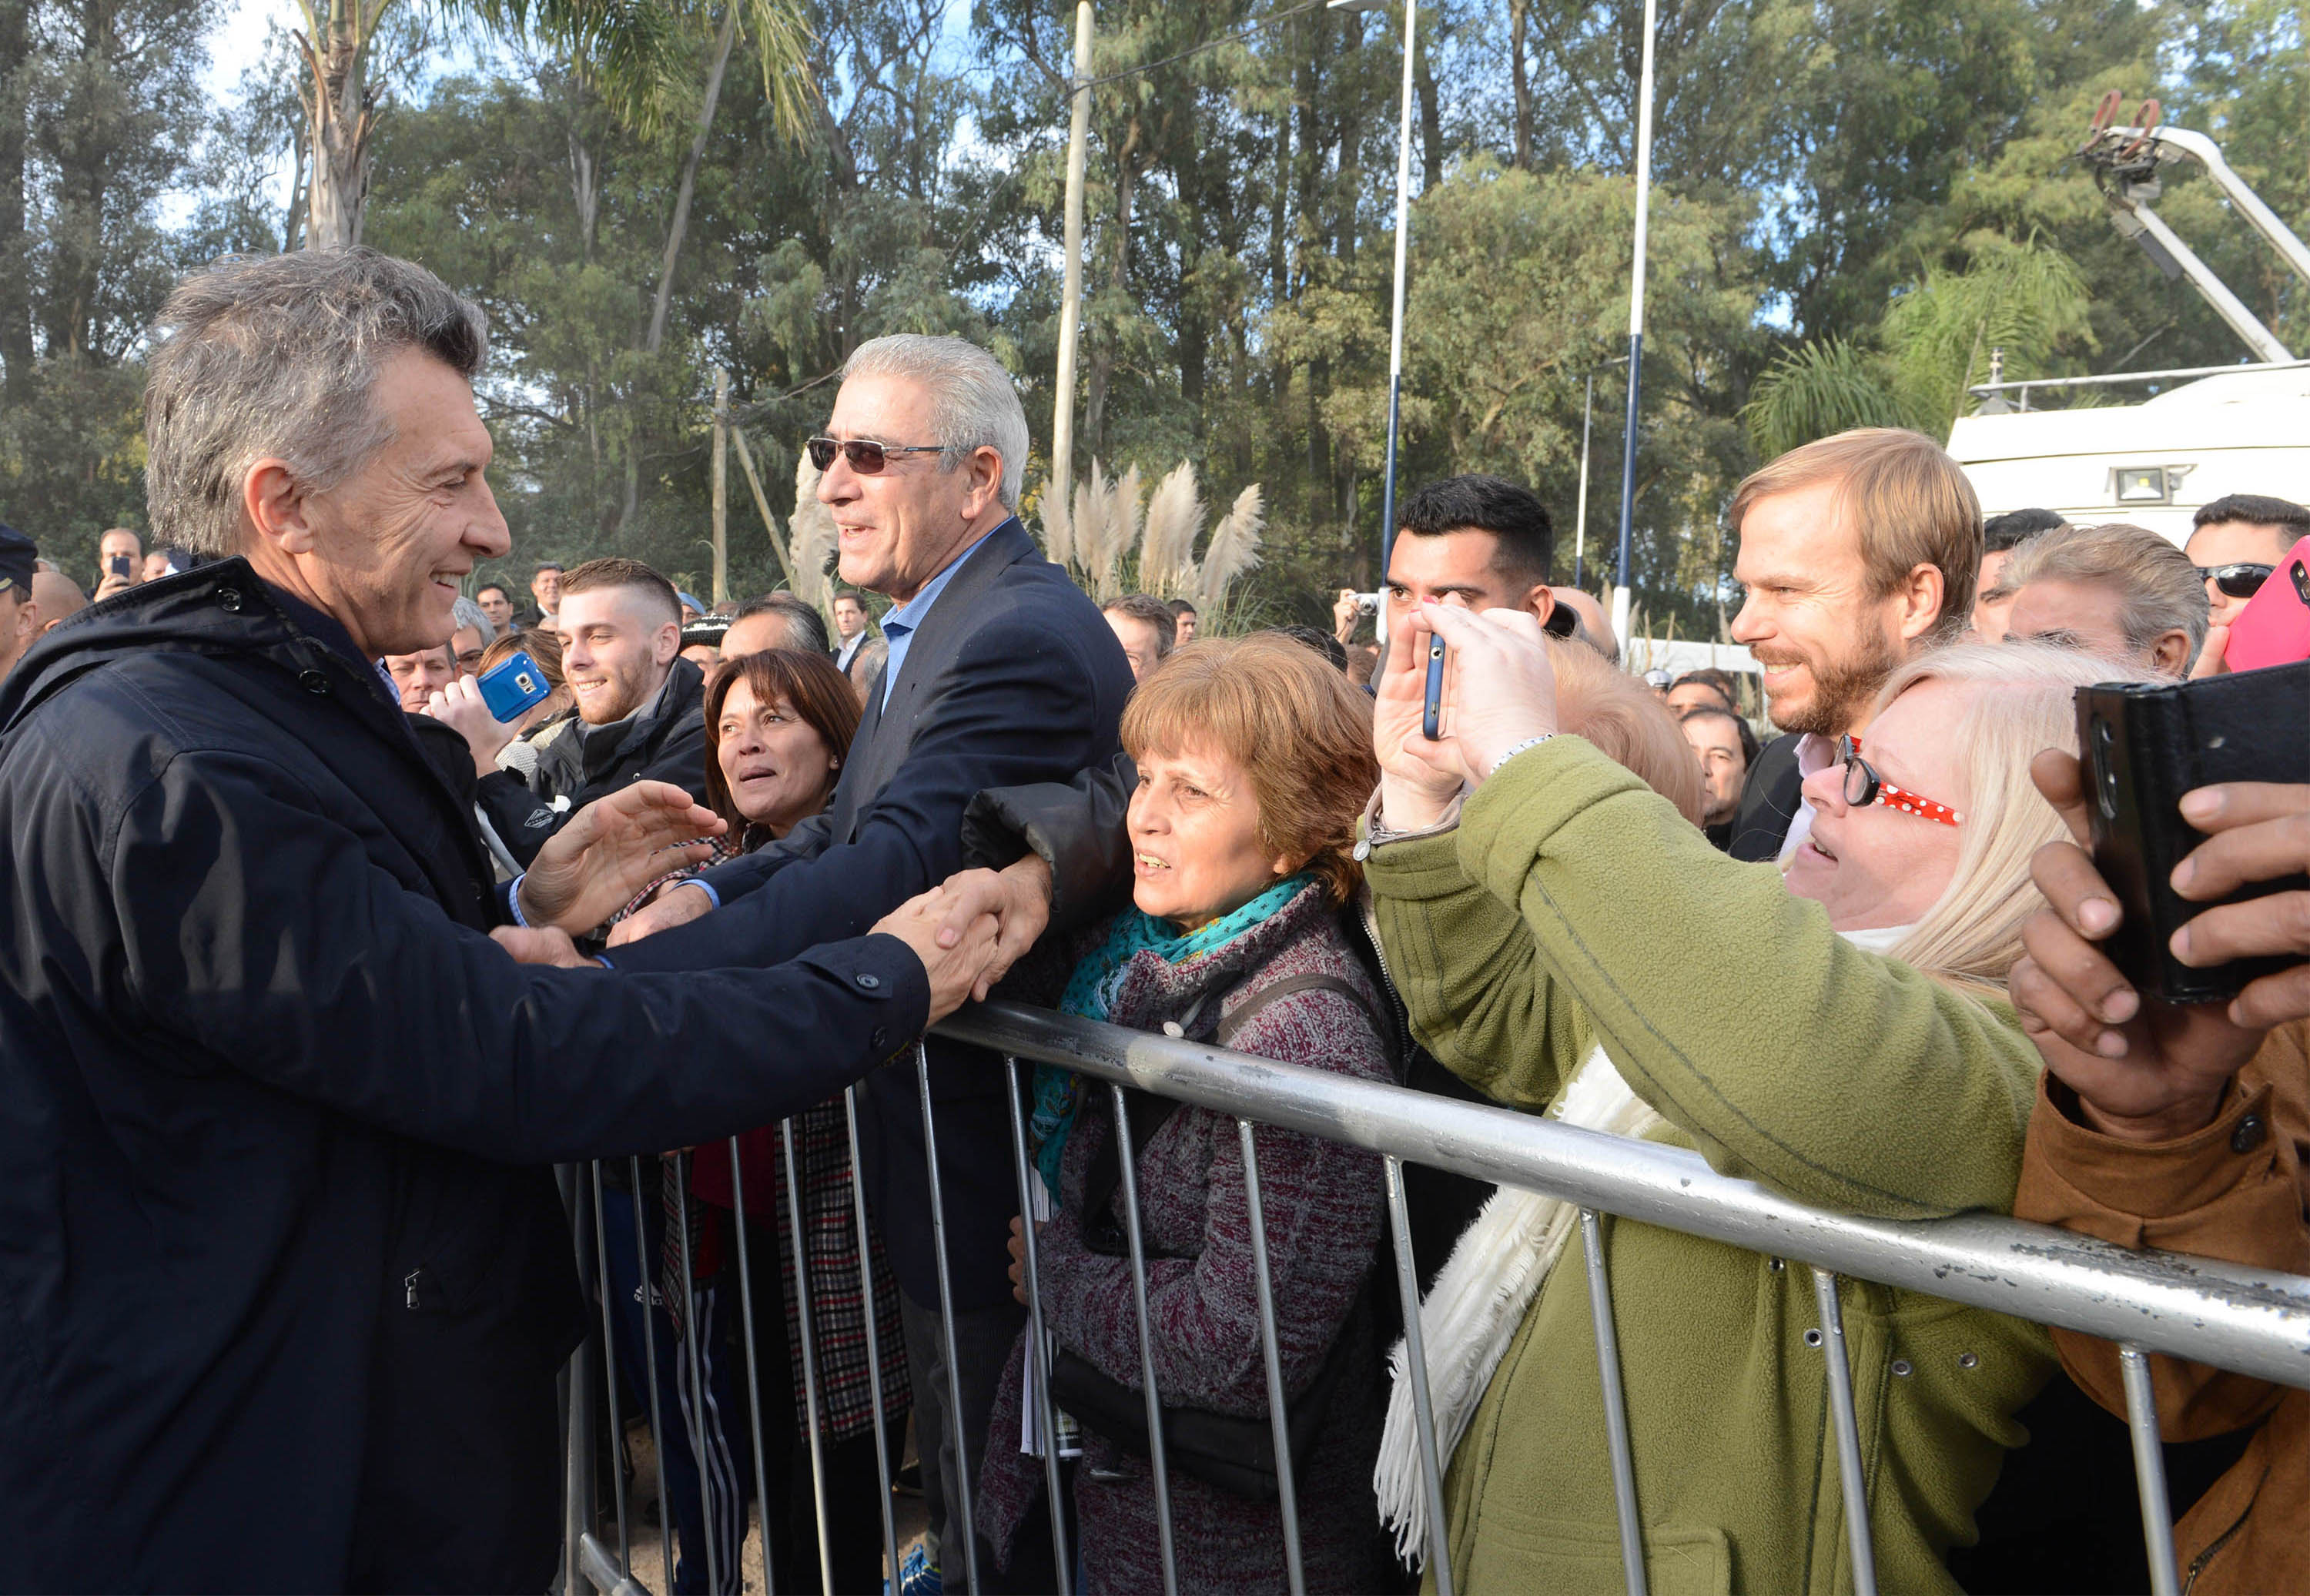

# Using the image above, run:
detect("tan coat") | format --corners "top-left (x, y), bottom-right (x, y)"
top-left (2014, 1021), bottom-right (2309, 1595)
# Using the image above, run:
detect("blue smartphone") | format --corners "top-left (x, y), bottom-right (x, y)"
top-left (477, 651), bottom-right (554, 722)
top-left (1422, 636), bottom-right (1447, 741)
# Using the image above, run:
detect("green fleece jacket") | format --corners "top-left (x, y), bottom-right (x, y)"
top-left (1365, 736), bottom-right (2055, 1596)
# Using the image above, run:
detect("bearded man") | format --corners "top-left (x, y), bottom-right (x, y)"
top-left (1722, 428), bottom-right (1981, 862)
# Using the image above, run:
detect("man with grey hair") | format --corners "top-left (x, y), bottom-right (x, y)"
top-left (0, 249), bottom-right (1002, 1593)
top-left (1101, 591), bottom-right (1177, 682)
top-left (573, 330), bottom-right (1133, 1591)
top-left (2001, 520), bottom-right (2209, 678)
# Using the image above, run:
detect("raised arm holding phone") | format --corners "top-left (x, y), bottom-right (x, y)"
top-left (2009, 761), bottom-right (2308, 1595)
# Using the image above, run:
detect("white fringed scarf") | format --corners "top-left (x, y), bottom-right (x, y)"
top-left (1374, 923), bottom-right (1913, 1567)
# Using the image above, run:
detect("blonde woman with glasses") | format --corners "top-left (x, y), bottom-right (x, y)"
top-left (1362, 604), bottom-right (2151, 1596)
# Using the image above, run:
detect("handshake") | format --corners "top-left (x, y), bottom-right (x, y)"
top-left (862, 855), bottom-right (1057, 1021)
top-left (487, 778), bottom-right (1058, 1026)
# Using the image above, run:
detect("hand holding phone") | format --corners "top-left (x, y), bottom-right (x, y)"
top-left (477, 651), bottom-right (554, 723)
top-left (2074, 661), bottom-right (2310, 1002)
top-left (1421, 634), bottom-right (1448, 741)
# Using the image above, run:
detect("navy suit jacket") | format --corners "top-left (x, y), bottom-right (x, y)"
top-left (607, 518), bottom-right (1134, 1303)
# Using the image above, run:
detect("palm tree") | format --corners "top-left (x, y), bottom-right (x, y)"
top-left (1741, 237), bottom-right (2093, 458)
top-left (291, 0), bottom-right (812, 251)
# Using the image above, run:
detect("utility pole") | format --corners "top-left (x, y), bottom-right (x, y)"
top-left (711, 366), bottom-right (730, 607)
top-left (1573, 372), bottom-right (1593, 588)
top-left (1050, 3), bottom-right (1095, 507)
top-left (1610, 0), bottom-right (1658, 648)
top-left (1329, 0), bottom-right (1418, 638)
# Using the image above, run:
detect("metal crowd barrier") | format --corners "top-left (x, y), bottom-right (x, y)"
top-left (557, 1000), bottom-right (2310, 1596)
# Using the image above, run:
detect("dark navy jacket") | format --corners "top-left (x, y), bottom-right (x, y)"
top-left (0, 562), bottom-right (929, 1592)
top-left (602, 518), bottom-right (1133, 1305)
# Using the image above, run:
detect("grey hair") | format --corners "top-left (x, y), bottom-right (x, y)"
top-left (145, 249), bottom-right (488, 557)
top-left (1101, 592), bottom-right (1179, 658)
top-left (451, 594), bottom-right (492, 640)
top-left (2001, 520), bottom-right (2209, 671)
top-left (840, 334), bottom-right (1028, 510)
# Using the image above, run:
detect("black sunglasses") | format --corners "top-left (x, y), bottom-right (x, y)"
top-left (806, 436), bottom-right (943, 473)
top-left (2194, 562), bottom-right (2274, 601)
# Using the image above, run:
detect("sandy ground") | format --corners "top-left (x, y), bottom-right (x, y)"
top-left (595, 1416), bottom-right (929, 1596)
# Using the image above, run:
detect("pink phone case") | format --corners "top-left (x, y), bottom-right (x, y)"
top-left (2225, 535), bottom-right (2310, 672)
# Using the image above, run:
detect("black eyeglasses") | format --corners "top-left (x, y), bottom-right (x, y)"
top-left (2194, 562), bottom-right (2274, 601)
top-left (1833, 734), bottom-right (1964, 827)
top-left (806, 437), bottom-right (944, 473)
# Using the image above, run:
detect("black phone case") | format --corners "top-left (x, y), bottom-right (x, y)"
top-left (2076, 661), bottom-right (2310, 1003)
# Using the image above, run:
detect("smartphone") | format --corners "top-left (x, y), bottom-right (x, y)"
top-left (477, 651), bottom-right (554, 723)
top-left (2223, 534), bottom-right (2310, 672)
top-left (1422, 635), bottom-right (1447, 741)
top-left (108, 554), bottom-right (132, 581)
top-left (2074, 661), bottom-right (2310, 1002)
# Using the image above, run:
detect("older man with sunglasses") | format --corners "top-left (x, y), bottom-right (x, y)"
top-left (542, 333), bottom-right (1134, 1594)
top-left (2186, 493), bottom-right (2310, 674)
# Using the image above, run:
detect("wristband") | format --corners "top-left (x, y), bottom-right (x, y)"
top-left (1487, 734), bottom-right (1556, 778)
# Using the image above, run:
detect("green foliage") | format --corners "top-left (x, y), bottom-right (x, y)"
top-left (2, 0), bottom-right (2304, 631)
top-left (1882, 233), bottom-right (2094, 424)
top-left (1743, 337), bottom-right (1917, 460)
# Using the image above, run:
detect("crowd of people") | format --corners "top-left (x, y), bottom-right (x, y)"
top-left (0, 244), bottom-right (2303, 1596)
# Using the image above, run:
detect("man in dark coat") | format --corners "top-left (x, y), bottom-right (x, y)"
top-left (0, 249), bottom-right (997, 1594)
top-left (586, 333), bottom-right (1133, 1591)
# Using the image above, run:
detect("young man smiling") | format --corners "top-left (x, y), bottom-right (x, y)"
top-left (442, 555), bottom-right (711, 866)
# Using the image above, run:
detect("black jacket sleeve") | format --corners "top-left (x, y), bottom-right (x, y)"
top-left (959, 749), bottom-right (1139, 936)
top-left (474, 768), bottom-right (560, 866)
top-left (606, 603), bottom-right (1120, 975)
top-left (92, 746), bottom-right (929, 1164)
top-left (685, 804), bottom-right (836, 901)
top-left (474, 708), bottom-right (715, 870)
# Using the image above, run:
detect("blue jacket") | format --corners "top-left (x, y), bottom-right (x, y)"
top-left (0, 561), bottom-right (930, 1591)
top-left (602, 518), bottom-right (1133, 1304)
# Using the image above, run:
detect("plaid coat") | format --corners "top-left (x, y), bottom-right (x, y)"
top-left (656, 841), bottom-right (910, 1442)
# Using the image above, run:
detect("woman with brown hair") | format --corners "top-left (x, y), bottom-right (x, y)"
top-left (973, 632), bottom-right (1397, 1594)
top-left (701, 645), bottom-right (859, 845)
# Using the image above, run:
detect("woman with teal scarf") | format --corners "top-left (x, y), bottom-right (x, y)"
top-left (973, 634), bottom-right (1401, 1594)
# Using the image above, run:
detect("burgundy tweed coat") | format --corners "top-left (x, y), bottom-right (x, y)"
top-left (976, 882), bottom-right (1393, 1594)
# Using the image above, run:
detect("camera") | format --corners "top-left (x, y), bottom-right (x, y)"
top-left (2075, 661), bottom-right (2310, 1002)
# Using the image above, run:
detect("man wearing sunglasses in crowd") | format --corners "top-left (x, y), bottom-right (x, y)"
top-left (507, 333), bottom-right (1134, 1594)
top-left (2185, 493), bottom-right (2310, 675)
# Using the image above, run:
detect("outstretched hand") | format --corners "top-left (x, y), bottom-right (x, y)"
top-left (491, 925), bottom-right (601, 969)
top-left (517, 781), bottom-right (727, 935)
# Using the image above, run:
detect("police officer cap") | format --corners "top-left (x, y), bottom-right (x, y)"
top-left (0, 524), bottom-right (36, 597)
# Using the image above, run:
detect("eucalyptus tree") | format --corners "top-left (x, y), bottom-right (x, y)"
top-left (291, 0), bottom-right (812, 249)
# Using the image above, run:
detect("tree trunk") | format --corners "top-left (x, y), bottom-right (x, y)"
top-left (644, 0), bottom-right (740, 355)
top-left (53, 0), bottom-right (117, 359)
top-left (0, 0), bottom-right (31, 400)
top-left (281, 115), bottom-right (309, 250)
top-left (1508, 0), bottom-right (1533, 171)
top-left (1083, 113), bottom-right (1140, 464)
top-left (301, 0), bottom-right (383, 251)
top-left (567, 127), bottom-right (598, 264)
top-left (1414, 18), bottom-right (1442, 192)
